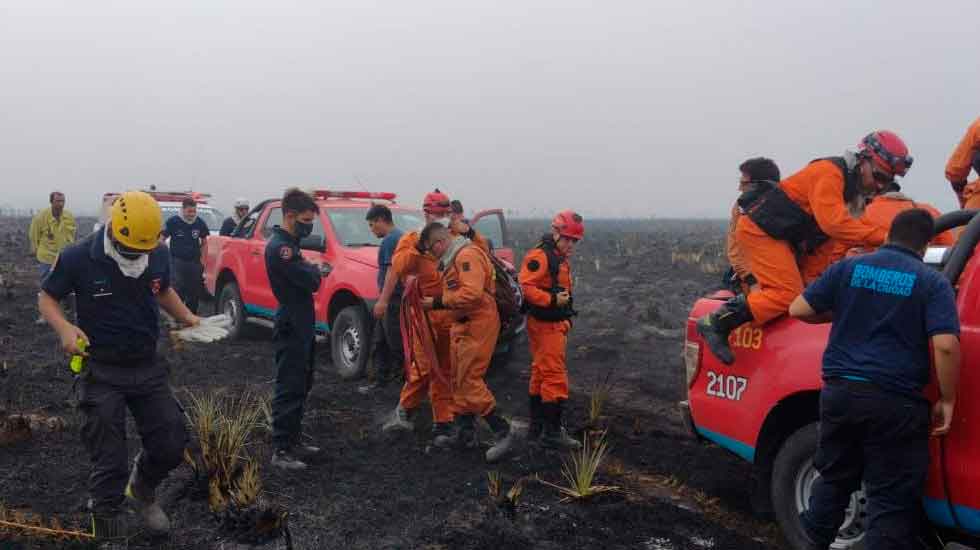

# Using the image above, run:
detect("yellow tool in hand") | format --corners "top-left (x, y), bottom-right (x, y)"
top-left (70, 338), bottom-right (88, 374)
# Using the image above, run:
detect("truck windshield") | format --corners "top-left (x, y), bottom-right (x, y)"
top-left (327, 208), bottom-right (425, 247)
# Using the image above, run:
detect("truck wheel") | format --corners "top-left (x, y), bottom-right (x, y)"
top-left (217, 281), bottom-right (246, 340)
top-left (331, 305), bottom-right (371, 380)
top-left (771, 423), bottom-right (867, 550)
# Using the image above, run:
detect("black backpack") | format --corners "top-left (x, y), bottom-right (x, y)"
top-left (486, 253), bottom-right (524, 334)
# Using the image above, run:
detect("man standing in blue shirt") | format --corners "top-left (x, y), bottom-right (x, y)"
top-left (162, 197), bottom-right (210, 313)
top-left (265, 188), bottom-right (325, 470)
top-left (38, 191), bottom-right (200, 540)
top-left (789, 209), bottom-right (961, 549)
top-left (360, 204), bottom-right (405, 394)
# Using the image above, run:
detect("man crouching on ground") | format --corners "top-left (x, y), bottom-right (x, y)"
top-left (38, 191), bottom-right (199, 540)
top-left (421, 222), bottom-right (515, 462)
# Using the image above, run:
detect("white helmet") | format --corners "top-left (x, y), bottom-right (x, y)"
top-left (234, 198), bottom-right (249, 208)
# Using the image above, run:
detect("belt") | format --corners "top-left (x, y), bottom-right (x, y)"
top-left (89, 346), bottom-right (156, 366)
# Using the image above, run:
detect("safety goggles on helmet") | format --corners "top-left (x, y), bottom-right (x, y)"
top-left (862, 133), bottom-right (913, 175)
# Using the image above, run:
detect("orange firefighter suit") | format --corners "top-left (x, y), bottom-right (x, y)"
top-left (519, 247), bottom-right (573, 403)
top-left (832, 193), bottom-right (954, 260)
top-left (437, 243), bottom-right (500, 417)
top-left (726, 203), bottom-right (754, 289)
top-left (736, 159), bottom-right (888, 325)
top-left (946, 117), bottom-right (980, 208)
top-left (392, 228), bottom-right (491, 423)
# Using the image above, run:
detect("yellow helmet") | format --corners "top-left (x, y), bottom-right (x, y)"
top-left (110, 191), bottom-right (162, 251)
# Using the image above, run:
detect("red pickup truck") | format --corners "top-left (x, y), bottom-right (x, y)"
top-left (682, 211), bottom-right (980, 549)
top-left (204, 190), bottom-right (518, 379)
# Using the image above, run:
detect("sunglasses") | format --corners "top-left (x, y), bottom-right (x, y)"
top-left (113, 240), bottom-right (150, 260)
top-left (872, 170), bottom-right (894, 185)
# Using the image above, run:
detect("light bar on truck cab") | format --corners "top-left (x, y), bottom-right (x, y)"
top-left (101, 190), bottom-right (212, 204)
top-left (313, 190), bottom-right (397, 202)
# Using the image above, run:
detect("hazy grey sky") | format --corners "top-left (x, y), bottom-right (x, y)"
top-left (2, 1), bottom-right (978, 217)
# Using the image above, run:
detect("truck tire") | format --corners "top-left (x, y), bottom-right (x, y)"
top-left (217, 281), bottom-right (246, 340)
top-left (331, 305), bottom-right (372, 380)
top-left (771, 423), bottom-right (867, 550)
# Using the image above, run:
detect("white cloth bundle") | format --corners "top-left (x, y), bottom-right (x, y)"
top-left (172, 314), bottom-right (233, 343)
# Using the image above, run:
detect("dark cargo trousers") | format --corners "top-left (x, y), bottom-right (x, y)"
top-left (801, 379), bottom-right (930, 550)
top-left (371, 298), bottom-right (404, 383)
top-left (78, 357), bottom-right (188, 513)
top-left (272, 317), bottom-right (316, 451)
top-left (173, 257), bottom-right (204, 314)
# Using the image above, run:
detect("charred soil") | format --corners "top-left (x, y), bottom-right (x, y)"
top-left (0, 216), bottom-right (783, 549)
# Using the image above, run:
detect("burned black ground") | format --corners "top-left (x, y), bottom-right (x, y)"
top-left (0, 217), bottom-right (784, 549)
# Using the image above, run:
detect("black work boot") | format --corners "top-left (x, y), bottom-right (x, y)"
top-left (454, 414), bottom-right (478, 449)
top-left (527, 395), bottom-right (543, 442)
top-left (432, 421), bottom-right (458, 449)
top-left (695, 294), bottom-right (753, 365)
top-left (91, 510), bottom-right (129, 547)
top-left (540, 400), bottom-right (581, 450)
top-left (483, 410), bottom-right (515, 463)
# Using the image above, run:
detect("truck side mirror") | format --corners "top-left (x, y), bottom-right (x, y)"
top-left (299, 234), bottom-right (326, 253)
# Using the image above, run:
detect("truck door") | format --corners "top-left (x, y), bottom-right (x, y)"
top-left (471, 209), bottom-right (514, 265)
top-left (242, 207), bottom-right (281, 316)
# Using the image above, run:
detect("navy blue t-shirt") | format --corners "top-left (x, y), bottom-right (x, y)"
top-left (163, 216), bottom-right (210, 261)
top-left (377, 227), bottom-right (404, 295)
top-left (803, 244), bottom-right (960, 398)
top-left (42, 228), bottom-right (171, 359)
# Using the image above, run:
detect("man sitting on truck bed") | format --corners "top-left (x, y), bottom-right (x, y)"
top-left (788, 208), bottom-right (961, 549)
top-left (697, 131), bottom-right (912, 365)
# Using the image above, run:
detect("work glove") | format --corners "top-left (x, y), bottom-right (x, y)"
top-left (172, 314), bottom-right (233, 343)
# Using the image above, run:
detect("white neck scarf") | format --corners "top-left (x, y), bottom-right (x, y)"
top-left (104, 227), bottom-right (149, 278)
top-left (438, 235), bottom-right (469, 271)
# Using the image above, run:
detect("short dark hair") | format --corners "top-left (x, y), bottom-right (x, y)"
top-left (888, 208), bottom-right (934, 251)
top-left (182, 197), bottom-right (197, 208)
top-left (366, 204), bottom-right (393, 223)
top-left (739, 157), bottom-right (781, 183)
top-left (282, 187), bottom-right (318, 214)
top-left (49, 191), bottom-right (64, 203)
top-left (420, 221), bottom-right (449, 248)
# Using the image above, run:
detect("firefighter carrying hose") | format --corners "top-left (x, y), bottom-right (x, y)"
top-left (519, 210), bottom-right (584, 449)
top-left (698, 131), bottom-right (913, 365)
top-left (380, 189), bottom-right (488, 445)
top-left (37, 191), bottom-right (200, 539)
top-left (420, 222), bottom-right (515, 462)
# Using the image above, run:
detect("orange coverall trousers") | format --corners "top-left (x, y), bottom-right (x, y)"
top-left (527, 317), bottom-right (571, 403)
top-left (398, 310), bottom-right (454, 423)
top-left (736, 215), bottom-right (837, 325)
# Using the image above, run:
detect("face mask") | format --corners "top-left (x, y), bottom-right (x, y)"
top-left (183, 213), bottom-right (198, 224)
top-left (104, 228), bottom-right (149, 278)
top-left (295, 221), bottom-right (314, 239)
top-left (432, 217), bottom-right (450, 227)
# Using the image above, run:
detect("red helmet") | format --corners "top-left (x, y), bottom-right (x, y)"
top-left (857, 130), bottom-right (913, 177)
top-left (552, 210), bottom-right (585, 240)
top-left (423, 188), bottom-right (451, 215)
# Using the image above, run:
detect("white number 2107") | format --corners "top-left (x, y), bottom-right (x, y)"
top-left (706, 371), bottom-right (748, 401)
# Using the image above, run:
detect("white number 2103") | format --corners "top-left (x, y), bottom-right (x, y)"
top-left (706, 371), bottom-right (748, 401)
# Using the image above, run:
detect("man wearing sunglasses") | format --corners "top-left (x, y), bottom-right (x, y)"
top-left (37, 191), bottom-right (200, 540)
top-left (698, 131), bottom-right (913, 365)
top-left (945, 117), bottom-right (980, 209)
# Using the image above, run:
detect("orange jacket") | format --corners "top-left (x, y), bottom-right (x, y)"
top-left (440, 244), bottom-right (496, 321)
top-left (946, 117), bottom-right (980, 184)
top-left (519, 247), bottom-right (572, 309)
top-left (780, 159), bottom-right (887, 247)
top-left (392, 228), bottom-right (490, 298)
top-left (864, 194), bottom-right (954, 246)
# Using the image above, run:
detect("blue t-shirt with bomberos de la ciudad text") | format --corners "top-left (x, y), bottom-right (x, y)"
top-left (803, 244), bottom-right (960, 399)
